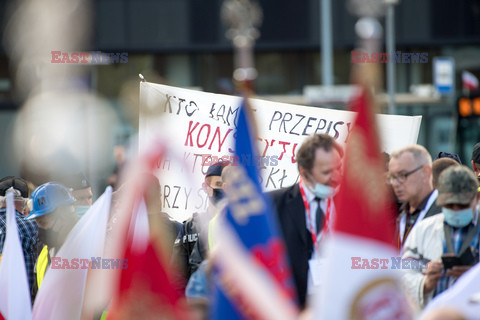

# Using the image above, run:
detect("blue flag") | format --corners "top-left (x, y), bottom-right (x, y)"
top-left (210, 98), bottom-right (297, 320)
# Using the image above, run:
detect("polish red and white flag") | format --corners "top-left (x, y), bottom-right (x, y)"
top-left (462, 71), bottom-right (479, 91)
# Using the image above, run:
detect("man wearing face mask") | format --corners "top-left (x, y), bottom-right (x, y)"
top-left (270, 134), bottom-right (342, 309)
top-left (402, 166), bottom-right (480, 308)
top-left (26, 182), bottom-right (78, 295)
top-left (171, 160), bottom-right (228, 293)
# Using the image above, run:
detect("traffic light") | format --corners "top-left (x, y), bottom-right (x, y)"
top-left (458, 96), bottom-right (480, 117)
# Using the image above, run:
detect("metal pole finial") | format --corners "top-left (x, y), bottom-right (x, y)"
top-left (222, 0), bottom-right (263, 85)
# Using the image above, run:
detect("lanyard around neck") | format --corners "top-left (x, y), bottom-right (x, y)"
top-left (399, 190), bottom-right (438, 244)
top-left (299, 180), bottom-right (332, 247)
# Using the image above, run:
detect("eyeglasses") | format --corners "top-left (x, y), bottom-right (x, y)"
top-left (387, 165), bottom-right (424, 185)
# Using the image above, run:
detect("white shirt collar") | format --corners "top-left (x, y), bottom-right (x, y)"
top-left (301, 180), bottom-right (316, 203)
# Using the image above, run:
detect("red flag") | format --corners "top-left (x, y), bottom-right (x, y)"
top-left (106, 145), bottom-right (191, 319)
top-left (334, 89), bottom-right (395, 243)
top-left (107, 198), bottom-right (190, 320)
top-left (315, 89), bottom-right (413, 319)
top-left (108, 241), bottom-right (187, 319)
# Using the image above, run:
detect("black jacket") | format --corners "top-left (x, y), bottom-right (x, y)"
top-left (269, 184), bottom-right (312, 309)
top-left (171, 213), bottom-right (207, 293)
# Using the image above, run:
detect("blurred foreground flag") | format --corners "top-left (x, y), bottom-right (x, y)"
top-left (108, 197), bottom-right (189, 319)
top-left (33, 187), bottom-right (112, 320)
top-left (210, 98), bottom-right (298, 320)
top-left (462, 71), bottom-right (479, 91)
top-left (0, 192), bottom-right (32, 320)
top-left (315, 89), bottom-right (413, 319)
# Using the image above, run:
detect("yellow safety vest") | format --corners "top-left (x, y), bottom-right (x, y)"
top-left (36, 245), bottom-right (49, 289)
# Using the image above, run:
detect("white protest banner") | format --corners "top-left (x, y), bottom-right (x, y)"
top-left (139, 82), bottom-right (421, 221)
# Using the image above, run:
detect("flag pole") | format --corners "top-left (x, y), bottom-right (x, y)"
top-left (349, 0), bottom-right (386, 112)
top-left (221, 0), bottom-right (263, 136)
top-left (214, 3), bottom-right (300, 318)
top-left (221, 0), bottom-right (262, 95)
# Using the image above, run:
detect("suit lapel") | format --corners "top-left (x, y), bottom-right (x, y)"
top-left (285, 184), bottom-right (309, 246)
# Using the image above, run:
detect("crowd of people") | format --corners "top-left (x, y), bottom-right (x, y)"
top-left (1, 134), bottom-right (480, 319)
top-left (170, 135), bottom-right (480, 318)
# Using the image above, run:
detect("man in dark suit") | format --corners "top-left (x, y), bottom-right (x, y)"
top-left (270, 134), bottom-right (342, 309)
top-left (388, 145), bottom-right (442, 249)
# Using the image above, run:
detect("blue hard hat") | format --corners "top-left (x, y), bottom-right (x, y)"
top-left (26, 182), bottom-right (75, 220)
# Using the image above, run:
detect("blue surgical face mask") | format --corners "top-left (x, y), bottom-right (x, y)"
top-left (307, 173), bottom-right (335, 199)
top-left (443, 207), bottom-right (474, 228)
top-left (75, 205), bottom-right (91, 219)
top-left (310, 183), bottom-right (335, 199)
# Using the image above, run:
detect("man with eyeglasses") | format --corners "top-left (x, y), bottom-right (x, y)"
top-left (0, 176), bottom-right (38, 296)
top-left (388, 145), bottom-right (442, 248)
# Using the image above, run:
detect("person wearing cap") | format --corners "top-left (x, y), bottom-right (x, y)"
top-left (171, 160), bottom-right (228, 293)
top-left (26, 182), bottom-right (78, 293)
top-left (56, 172), bottom-right (93, 219)
top-left (184, 162), bottom-right (232, 317)
top-left (434, 151), bottom-right (462, 165)
top-left (0, 176), bottom-right (38, 294)
top-left (388, 145), bottom-right (442, 249)
top-left (402, 166), bottom-right (480, 308)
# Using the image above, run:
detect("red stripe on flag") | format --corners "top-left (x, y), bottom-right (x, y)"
top-left (333, 89), bottom-right (396, 245)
